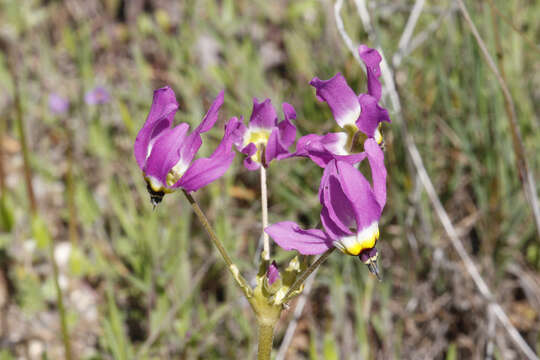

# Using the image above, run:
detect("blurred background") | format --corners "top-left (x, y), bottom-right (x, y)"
top-left (0, 0), bottom-right (539, 359)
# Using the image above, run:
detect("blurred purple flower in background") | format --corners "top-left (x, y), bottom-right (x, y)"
top-left (48, 93), bottom-right (69, 115)
top-left (233, 98), bottom-right (297, 170)
top-left (266, 139), bottom-right (386, 279)
top-left (85, 86), bottom-right (111, 105)
top-left (134, 86), bottom-right (239, 205)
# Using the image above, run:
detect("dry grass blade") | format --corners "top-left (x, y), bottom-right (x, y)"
top-left (392, 0), bottom-right (426, 67)
top-left (456, 0), bottom-right (540, 239)
top-left (335, 1), bottom-right (540, 358)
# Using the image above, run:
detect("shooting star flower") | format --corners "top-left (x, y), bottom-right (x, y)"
top-left (233, 98), bottom-right (296, 170)
top-left (266, 139), bottom-right (387, 279)
top-left (134, 86), bottom-right (238, 206)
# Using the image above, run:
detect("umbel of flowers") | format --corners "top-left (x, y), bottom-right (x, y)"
top-left (133, 45), bottom-right (390, 359)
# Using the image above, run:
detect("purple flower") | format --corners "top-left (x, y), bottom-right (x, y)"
top-left (48, 93), bottom-right (69, 115)
top-left (233, 98), bottom-right (297, 170)
top-left (134, 86), bottom-right (238, 205)
top-left (265, 139), bottom-right (386, 278)
top-left (293, 45), bottom-right (390, 168)
top-left (85, 86), bottom-right (110, 105)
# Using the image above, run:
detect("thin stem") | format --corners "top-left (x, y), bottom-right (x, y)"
top-left (47, 225), bottom-right (73, 360)
top-left (65, 128), bottom-right (78, 245)
top-left (0, 115), bottom-right (5, 197)
top-left (257, 322), bottom-right (275, 360)
top-left (10, 56), bottom-right (36, 214)
top-left (285, 248), bottom-right (335, 299)
top-left (182, 190), bottom-right (253, 298)
top-left (260, 165), bottom-right (270, 261)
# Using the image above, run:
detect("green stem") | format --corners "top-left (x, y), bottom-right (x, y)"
top-left (257, 321), bottom-right (275, 360)
top-left (66, 129), bottom-right (78, 245)
top-left (10, 56), bottom-right (36, 214)
top-left (285, 248), bottom-right (335, 299)
top-left (182, 190), bottom-right (253, 298)
top-left (47, 229), bottom-right (73, 360)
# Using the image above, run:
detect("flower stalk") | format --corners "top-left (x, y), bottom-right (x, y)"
top-left (257, 322), bottom-right (276, 360)
top-left (182, 190), bottom-right (253, 298)
top-left (285, 248), bottom-right (335, 299)
top-left (260, 163), bottom-right (270, 261)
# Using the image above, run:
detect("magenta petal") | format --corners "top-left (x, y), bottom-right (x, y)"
top-left (364, 138), bottom-right (387, 209)
top-left (265, 221), bottom-right (333, 255)
top-left (243, 157), bottom-right (261, 171)
top-left (241, 142), bottom-right (257, 157)
top-left (232, 120), bottom-right (247, 148)
top-left (356, 94), bottom-right (391, 138)
top-left (143, 123), bottom-right (190, 186)
top-left (176, 117), bottom-right (239, 192)
top-left (310, 74), bottom-right (361, 128)
top-left (195, 90), bottom-right (225, 134)
top-left (279, 103), bottom-right (297, 147)
top-left (249, 98), bottom-right (278, 130)
top-left (179, 91), bottom-right (225, 165)
top-left (240, 143), bottom-right (260, 171)
top-left (134, 86), bottom-right (179, 170)
top-left (264, 128), bottom-right (282, 165)
top-left (320, 206), bottom-right (351, 241)
top-left (265, 127), bottom-right (296, 165)
top-left (294, 133), bottom-right (366, 168)
top-left (334, 161), bottom-right (381, 230)
top-left (321, 174), bottom-right (357, 235)
top-left (358, 45), bottom-right (383, 101)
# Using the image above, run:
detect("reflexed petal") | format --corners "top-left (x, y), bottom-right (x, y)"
top-left (320, 206), bottom-right (351, 241)
top-left (249, 98), bottom-right (278, 130)
top-left (143, 123), bottom-right (190, 188)
top-left (310, 74), bottom-right (361, 128)
top-left (279, 103), bottom-right (297, 147)
top-left (334, 161), bottom-right (381, 230)
top-left (195, 90), bottom-right (225, 134)
top-left (356, 94), bottom-right (391, 138)
top-left (264, 128), bottom-right (284, 165)
top-left (134, 86), bottom-right (179, 170)
top-left (265, 221), bottom-right (333, 255)
top-left (294, 133), bottom-right (366, 168)
top-left (244, 157), bottom-right (261, 171)
top-left (231, 119), bottom-right (248, 148)
top-left (364, 138), bottom-right (387, 209)
top-left (179, 91), bottom-right (225, 165)
top-left (240, 143), bottom-right (261, 170)
top-left (323, 174), bottom-right (358, 234)
top-left (265, 125), bottom-right (296, 166)
top-left (176, 117), bottom-right (239, 192)
top-left (358, 45), bottom-right (383, 101)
